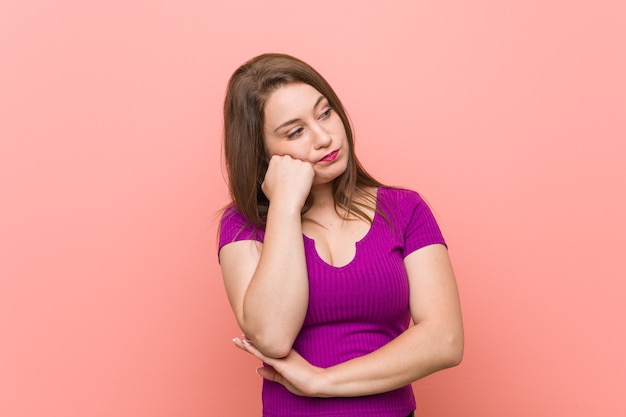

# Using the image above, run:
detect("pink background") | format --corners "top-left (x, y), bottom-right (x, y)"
top-left (1, 1), bottom-right (625, 416)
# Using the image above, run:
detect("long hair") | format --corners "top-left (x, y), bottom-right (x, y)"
top-left (223, 53), bottom-right (384, 227)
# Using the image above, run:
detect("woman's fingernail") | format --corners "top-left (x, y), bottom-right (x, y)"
top-left (232, 337), bottom-right (242, 343)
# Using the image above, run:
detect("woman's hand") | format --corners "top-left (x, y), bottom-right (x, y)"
top-left (262, 155), bottom-right (314, 211)
top-left (232, 337), bottom-right (328, 397)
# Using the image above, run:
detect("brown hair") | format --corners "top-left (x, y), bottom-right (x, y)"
top-left (223, 53), bottom-right (384, 227)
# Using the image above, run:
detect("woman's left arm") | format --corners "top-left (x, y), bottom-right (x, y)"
top-left (234, 243), bottom-right (464, 397)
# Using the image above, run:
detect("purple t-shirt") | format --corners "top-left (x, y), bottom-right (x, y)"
top-left (218, 187), bottom-right (446, 417)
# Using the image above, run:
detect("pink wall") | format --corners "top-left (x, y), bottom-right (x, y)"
top-left (1, 1), bottom-right (625, 416)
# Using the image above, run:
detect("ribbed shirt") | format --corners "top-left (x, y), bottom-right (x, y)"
top-left (218, 187), bottom-right (446, 417)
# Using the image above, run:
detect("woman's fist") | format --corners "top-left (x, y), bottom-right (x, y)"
top-left (262, 155), bottom-right (314, 210)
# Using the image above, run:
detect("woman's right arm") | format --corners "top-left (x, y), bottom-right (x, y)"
top-left (219, 155), bottom-right (313, 358)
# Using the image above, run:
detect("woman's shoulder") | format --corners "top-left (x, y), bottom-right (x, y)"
top-left (377, 186), bottom-right (446, 248)
top-left (218, 204), bottom-right (265, 251)
top-left (220, 203), bottom-right (245, 221)
top-left (221, 203), bottom-right (266, 226)
top-left (377, 186), bottom-right (426, 209)
top-left (376, 186), bottom-right (438, 226)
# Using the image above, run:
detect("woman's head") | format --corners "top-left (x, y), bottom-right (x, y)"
top-left (223, 53), bottom-right (381, 225)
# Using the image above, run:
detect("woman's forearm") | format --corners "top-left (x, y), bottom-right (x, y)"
top-left (241, 203), bottom-right (309, 358)
top-left (317, 321), bottom-right (463, 397)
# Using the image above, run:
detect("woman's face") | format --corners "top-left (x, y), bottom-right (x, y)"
top-left (262, 82), bottom-right (349, 186)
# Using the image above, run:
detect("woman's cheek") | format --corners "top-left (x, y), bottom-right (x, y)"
top-left (269, 141), bottom-right (310, 162)
top-left (287, 150), bottom-right (310, 162)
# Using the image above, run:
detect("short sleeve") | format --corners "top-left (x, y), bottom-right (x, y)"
top-left (218, 206), bottom-right (265, 260)
top-left (379, 188), bottom-right (446, 258)
top-left (400, 191), bottom-right (446, 257)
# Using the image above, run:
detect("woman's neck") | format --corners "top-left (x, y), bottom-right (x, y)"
top-left (309, 182), bottom-right (335, 209)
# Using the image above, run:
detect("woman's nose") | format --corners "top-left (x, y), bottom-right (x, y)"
top-left (313, 126), bottom-right (332, 149)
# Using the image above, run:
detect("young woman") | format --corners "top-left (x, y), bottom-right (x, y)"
top-left (218, 53), bottom-right (463, 417)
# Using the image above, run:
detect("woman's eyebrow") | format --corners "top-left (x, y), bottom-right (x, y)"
top-left (313, 95), bottom-right (325, 109)
top-left (274, 118), bottom-right (300, 133)
top-left (273, 96), bottom-right (327, 133)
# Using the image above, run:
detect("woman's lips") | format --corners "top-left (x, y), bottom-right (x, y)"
top-left (319, 150), bottom-right (339, 162)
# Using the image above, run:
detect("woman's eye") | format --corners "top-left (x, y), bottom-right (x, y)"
top-left (320, 108), bottom-right (332, 119)
top-left (287, 127), bottom-right (304, 139)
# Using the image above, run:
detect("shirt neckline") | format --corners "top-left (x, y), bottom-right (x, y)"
top-left (302, 188), bottom-right (382, 270)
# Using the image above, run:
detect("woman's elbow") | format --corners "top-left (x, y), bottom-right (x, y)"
top-left (244, 330), bottom-right (294, 359)
top-left (441, 331), bottom-right (464, 368)
top-left (257, 341), bottom-right (292, 359)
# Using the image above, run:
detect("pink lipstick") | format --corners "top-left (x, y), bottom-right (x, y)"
top-left (320, 150), bottom-right (339, 162)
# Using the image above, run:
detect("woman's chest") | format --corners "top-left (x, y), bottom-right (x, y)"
top-left (302, 227), bottom-right (409, 325)
top-left (302, 214), bottom-right (373, 268)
